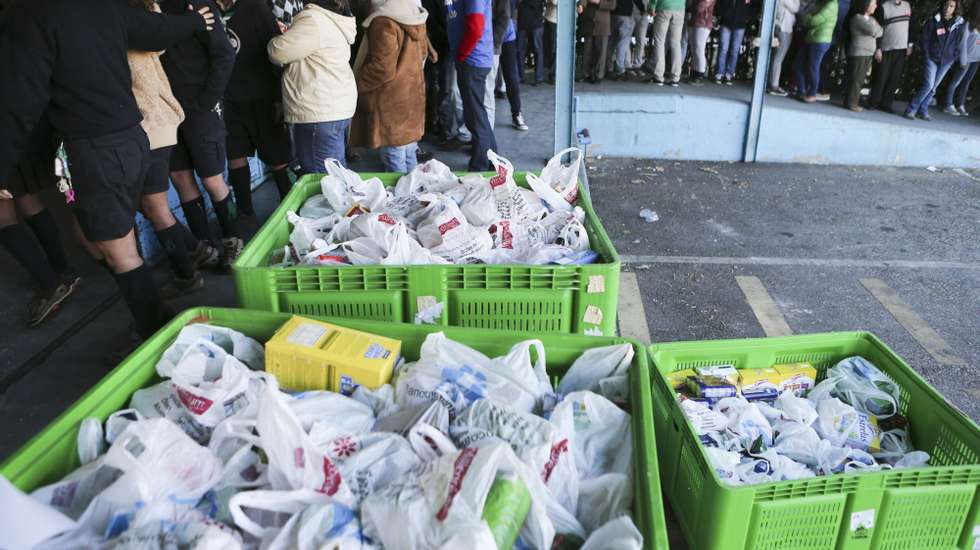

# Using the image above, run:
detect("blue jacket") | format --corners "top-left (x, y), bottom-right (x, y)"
top-left (921, 13), bottom-right (966, 65)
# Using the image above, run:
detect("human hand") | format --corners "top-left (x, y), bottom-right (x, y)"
top-left (874, 49), bottom-right (882, 62)
top-left (428, 42), bottom-right (439, 62)
top-left (577, 3), bottom-right (584, 13)
top-left (0, 189), bottom-right (12, 200)
top-left (191, 5), bottom-right (216, 30)
top-left (906, 45), bottom-right (912, 56)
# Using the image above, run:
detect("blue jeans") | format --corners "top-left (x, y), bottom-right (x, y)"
top-left (517, 26), bottom-right (545, 83)
top-left (456, 61), bottom-right (497, 171)
top-left (610, 15), bottom-right (635, 75)
top-left (943, 61), bottom-right (979, 109)
top-left (793, 42), bottom-right (831, 97)
top-left (715, 26), bottom-right (746, 78)
top-left (380, 142), bottom-right (419, 173)
top-left (907, 57), bottom-right (955, 116)
top-left (293, 119), bottom-right (350, 175)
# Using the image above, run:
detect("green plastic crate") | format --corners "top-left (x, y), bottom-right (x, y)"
top-left (648, 332), bottom-right (980, 550)
top-left (232, 173), bottom-right (620, 335)
top-left (1, 307), bottom-right (668, 549)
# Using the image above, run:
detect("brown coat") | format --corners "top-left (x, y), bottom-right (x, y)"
top-left (350, 18), bottom-right (428, 149)
top-left (577, 0), bottom-right (617, 36)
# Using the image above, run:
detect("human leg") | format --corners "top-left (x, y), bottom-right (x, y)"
top-left (666, 11), bottom-right (684, 82)
top-left (879, 50), bottom-right (906, 110)
top-left (545, 21), bottom-right (558, 81)
top-left (725, 27), bottom-right (746, 78)
top-left (906, 57), bottom-right (940, 115)
top-left (806, 43), bottom-right (831, 97)
top-left (532, 26), bottom-right (545, 82)
top-left (770, 30), bottom-right (793, 89)
top-left (649, 11), bottom-right (670, 80)
top-left (716, 26), bottom-right (732, 79)
top-left (955, 61), bottom-right (979, 109)
top-left (500, 40), bottom-right (523, 116)
top-left (457, 61), bottom-right (497, 171)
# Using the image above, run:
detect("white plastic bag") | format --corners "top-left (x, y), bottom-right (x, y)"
top-left (287, 211), bottom-right (335, 256)
top-left (808, 356), bottom-right (900, 418)
top-left (773, 390), bottom-right (819, 426)
top-left (229, 489), bottom-right (370, 549)
top-left (715, 398), bottom-right (774, 452)
top-left (704, 447), bottom-right (742, 484)
top-left (526, 172), bottom-right (573, 213)
top-left (156, 324), bottom-right (265, 376)
top-left (321, 158), bottom-right (388, 213)
top-left (77, 418), bottom-right (105, 465)
top-left (550, 391), bottom-right (632, 480)
top-left (538, 147), bottom-right (583, 207)
top-left (575, 473), bottom-right (632, 534)
top-left (298, 194), bottom-right (336, 219)
top-left (395, 159), bottom-right (459, 196)
top-left (894, 450), bottom-right (930, 469)
top-left (580, 515), bottom-right (643, 550)
top-left (679, 398), bottom-right (729, 434)
top-left (324, 431), bottom-right (422, 502)
top-left (557, 343), bottom-right (633, 396)
top-left (415, 195), bottom-right (493, 263)
top-left (301, 238), bottom-right (348, 265)
top-left (487, 150), bottom-right (533, 221)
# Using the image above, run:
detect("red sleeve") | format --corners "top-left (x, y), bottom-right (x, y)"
top-left (457, 13), bottom-right (485, 61)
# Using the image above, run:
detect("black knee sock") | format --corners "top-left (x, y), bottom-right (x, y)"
top-left (112, 264), bottom-right (172, 339)
top-left (24, 209), bottom-right (71, 274)
top-left (179, 220), bottom-right (200, 253)
top-left (156, 223), bottom-right (195, 280)
top-left (181, 197), bottom-right (213, 244)
top-left (272, 167), bottom-right (293, 200)
top-left (228, 165), bottom-right (255, 216)
top-left (212, 194), bottom-right (239, 239)
top-left (0, 224), bottom-right (58, 291)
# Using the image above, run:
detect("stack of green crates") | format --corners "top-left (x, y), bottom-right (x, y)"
top-left (0, 307), bottom-right (669, 549)
top-left (232, 173), bottom-right (620, 335)
top-left (648, 332), bottom-right (980, 550)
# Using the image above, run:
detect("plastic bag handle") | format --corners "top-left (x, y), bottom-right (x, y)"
top-left (408, 423), bottom-right (457, 461)
top-left (229, 489), bottom-right (330, 538)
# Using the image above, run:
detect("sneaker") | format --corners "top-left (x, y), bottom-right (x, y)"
top-left (192, 241), bottom-right (221, 270)
top-left (768, 87), bottom-right (789, 97)
top-left (724, 75), bottom-right (734, 86)
top-left (903, 111), bottom-right (916, 120)
top-left (713, 75), bottom-right (723, 84)
top-left (669, 80), bottom-right (679, 87)
top-left (943, 105), bottom-right (960, 116)
top-left (815, 93), bottom-right (831, 102)
top-left (513, 113), bottom-right (529, 131)
top-left (918, 112), bottom-right (932, 121)
top-left (646, 76), bottom-right (664, 86)
top-left (958, 105), bottom-right (969, 116)
top-left (159, 270), bottom-right (205, 300)
top-left (802, 96), bottom-right (817, 103)
top-left (26, 275), bottom-right (79, 327)
top-left (221, 237), bottom-right (245, 269)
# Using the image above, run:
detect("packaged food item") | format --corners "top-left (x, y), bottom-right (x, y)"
top-left (481, 474), bottom-right (532, 549)
top-left (265, 316), bottom-right (401, 393)
top-left (846, 413), bottom-right (882, 453)
top-left (686, 375), bottom-right (738, 402)
top-left (695, 365), bottom-right (739, 386)
top-left (738, 368), bottom-right (782, 401)
top-left (772, 362), bottom-right (817, 395)
top-left (666, 369), bottom-right (695, 390)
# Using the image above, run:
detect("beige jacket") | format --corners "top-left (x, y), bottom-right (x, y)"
top-left (127, 28), bottom-right (185, 149)
top-left (268, 3), bottom-right (358, 124)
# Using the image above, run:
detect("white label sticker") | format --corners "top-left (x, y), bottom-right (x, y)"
top-left (973, 525), bottom-right (980, 537)
top-left (583, 305), bottom-right (603, 325)
top-left (286, 323), bottom-right (328, 347)
top-left (417, 295), bottom-right (438, 312)
top-left (850, 509), bottom-right (875, 539)
top-left (587, 275), bottom-right (605, 294)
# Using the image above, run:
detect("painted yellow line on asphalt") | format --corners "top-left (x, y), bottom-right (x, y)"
top-left (736, 275), bottom-right (794, 337)
top-left (618, 271), bottom-right (651, 344)
top-left (860, 278), bottom-right (965, 365)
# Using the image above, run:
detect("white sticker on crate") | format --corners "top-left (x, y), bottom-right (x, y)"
top-left (286, 323), bottom-right (328, 347)
top-left (417, 295), bottom-right (438, 312)
top-left (850, 509), bottom-right (875, 539)
top-left (583, 305), bottom-right (603, 325)
top-left (587, 275), bottom-right (605, 294)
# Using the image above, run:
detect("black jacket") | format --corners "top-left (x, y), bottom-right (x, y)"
top-left (160, 0), bottom-right (235, 112)
top-left (0, 0), bottom-right (205, 183)
top-left (518, 0), bottom-right (545, 29)
top-left (422, 0), bottom-right (449, 53)
top-left (613, 0), bottom-right (644, 18)
top-left (221, 0), bottom-right (282, 102)
top-left (716, 0), bottom-right (757, 29)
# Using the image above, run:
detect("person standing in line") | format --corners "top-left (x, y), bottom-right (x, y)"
top-left (866, 0), bottom-right (912, 112)
top-left (941, 1), bottom-right (980, 116)
top-left (686, 0), bottom-right (715, 85)
top-left (608, 0), bottom-right (645, 79)
top-left (518, 0), bottom-right (546, 84)
top-left (544, 0), bottom-right (558, 83)
top-left (631, 9), bottom-right (653, 70)
top-left (218, 0), bottom-right (295, 216)
top-left (270, 0), bottom-right (307, 26)
top-left (714, 0), bottom-right (757, 84)
top-left (351, 0), bottom-right (430, 172)
top-left (159, 0), bottom-right (242, 268)
top-left (497, 6), bottom-right (531, 129)
top-left (843, 0), bottom-right (882, 110)
top-left (0, 0), bottom-right (216, 343)
top-left (577, 0), bottom-right (617, 83)
top-left (268, 0), bottom-right (358, 170)
top-left (768, 0), bottom-right (800, 94)
top-left (129, 0), bottom-right (216, 299)
top-left (904, 0), bottom-right (965, 120)
top-left (0, 121), bottom-right (80, 326)
top-left (643, 0), bottom-right (686, 85)
top-left (792, 0), bottom-right (837, 101)
top-left (447, 0), bottom-right (499, 170)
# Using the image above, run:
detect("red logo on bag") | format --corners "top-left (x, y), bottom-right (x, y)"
top-left (489, 165), bottom-right (508, 188)
top-left (564, 187), bottom-right (578, 203)
top-left (436, 448), bottom-right (478, 521)
top-left (497, 221), bottom-right (514, 249)
top-left (378, 213), bottom-right (397, 225)
top-left (318, 456), bottom-right (343, 496)
top-left (541, 439), bottom-right (569, 482)
top-left (438, 217), bottom-right (461, 235)
top-left (175, 387), bottom-right (213, 415)
top-left (332, 436), bottom-right (358, 458)
top-left (294, 447), bottom-right (305, 468)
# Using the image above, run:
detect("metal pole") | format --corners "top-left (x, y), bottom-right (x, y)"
top-left (554, 0), bottom-right (576, 153)
top-left (743, 0), bottom-right (777, 162)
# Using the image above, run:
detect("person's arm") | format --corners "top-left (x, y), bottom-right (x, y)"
top-left (873, 4), bottom-right (884, 50)
top-left (959, 27), bottom-right (970, 67)
top-left (121, 1), bottom-right (208, 52)
top-left (268, 10), bottom-right (320, 64)
top-left (491, 0), bottom-right (509, 47)
top-left (196, 0), bottom-right (234, 111)
top-left (0, 6), bottom-right (52, 184)
top-left (599, 0), bottom-right (617, 11)
top-left (357, 21), bottom-right (400, 94)
top-left (457, 0), bottom-right (487, 61)
top-left (256, 1), bottom-right (285, 83)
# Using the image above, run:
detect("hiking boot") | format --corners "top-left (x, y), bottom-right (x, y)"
top-left (513, 113), bottom-right (529, 131)
top-left (26, 273), bottom-right (80, 327)
top-left (192, 241), bottom-right (221, 270)
top-left (159, 270), bottom-right (205, 300)
top-left (220, 236), bottom-right (245, 269)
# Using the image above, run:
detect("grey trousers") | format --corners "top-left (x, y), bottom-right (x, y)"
top-left (645, 10), bottom-right (685, 82)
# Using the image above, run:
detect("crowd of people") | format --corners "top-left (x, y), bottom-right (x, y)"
top-left (0, 0), bottom-right (555, 355)
top-left (578, 0), bottom-right (980, 117)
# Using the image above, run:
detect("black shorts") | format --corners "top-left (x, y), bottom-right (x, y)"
top-left (5, 121), bottom-right (58, 198)
top-left (170, 107), bottom-right (227, 178)
top-left (65, 126), bottom-right (150, 242)
top-left (225, 99), bottom-right (292, 166)
top-left (143, 146), bottom-right (174, 195)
